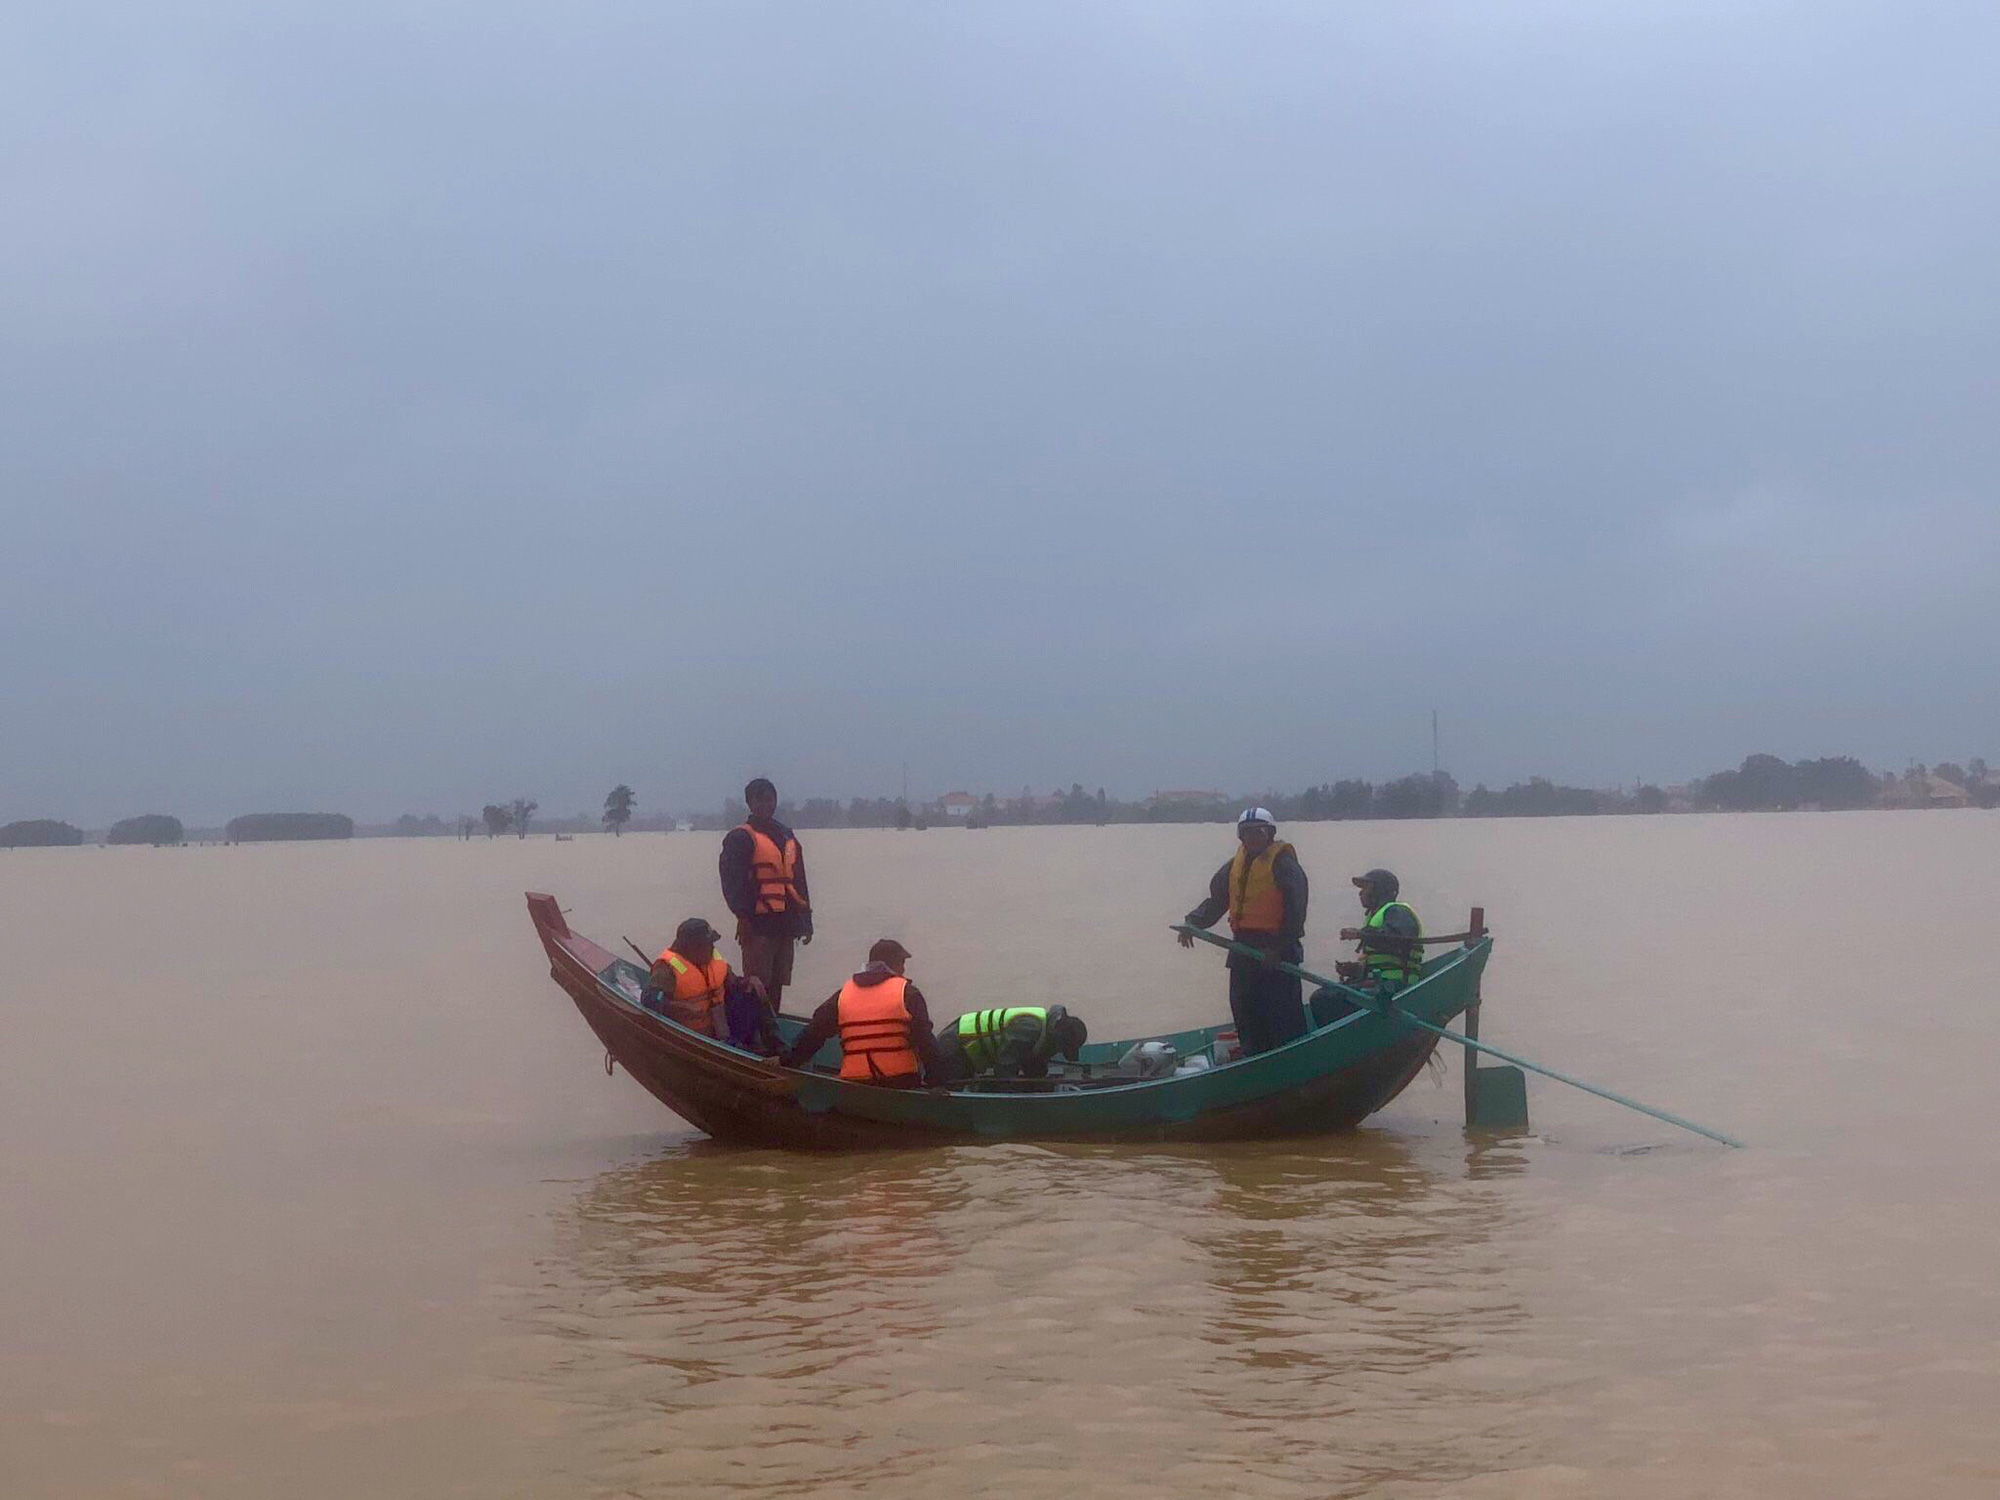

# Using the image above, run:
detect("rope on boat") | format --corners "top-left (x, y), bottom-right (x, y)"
top-left (605, 1050), bottom-right (616, 1077)
top-left (1172, 924), bottom-right (1744, 1149)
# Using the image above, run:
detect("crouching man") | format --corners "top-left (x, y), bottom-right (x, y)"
top-left (936, 1006), bottom-right (1088, 1083)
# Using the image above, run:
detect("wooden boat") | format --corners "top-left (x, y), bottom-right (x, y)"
top-left (527, 891), bottom-right (1492, 1149)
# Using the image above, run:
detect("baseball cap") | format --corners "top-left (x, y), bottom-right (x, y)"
top-left (674, 917), bottom-right (723, 946)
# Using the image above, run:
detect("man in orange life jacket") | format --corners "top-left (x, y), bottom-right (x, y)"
top-left (1176, 807), bottom-right (1310, 1055)
top-left (778, 938), bottom-right (946, 1087)
top-left (642, 917), bottom-right (780, 1051)
top-left (719, 777), bottom-right (813, 1014)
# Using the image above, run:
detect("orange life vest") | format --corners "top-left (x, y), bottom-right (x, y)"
top-left (1227, 840), bottom-right (1295, 935)
top-left (836, 973), bottom-right (921, 1082)
top-left (654, 948), bottom-right (731, 1036)
top-left (738, 823), bottom-right (808, 918)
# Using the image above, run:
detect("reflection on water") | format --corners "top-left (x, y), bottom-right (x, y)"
top-left (1188, 1141), bottom-right (1533, 1494)
top-left (520, 1134), bottom-right (1534, 1497)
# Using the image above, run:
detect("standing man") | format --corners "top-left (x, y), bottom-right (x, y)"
top-left (1176, 807), bottom-right (1310, 1055)
top-left (720, 777), bottom-right (813, 1014)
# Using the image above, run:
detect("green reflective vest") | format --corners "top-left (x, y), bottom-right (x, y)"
top-left (1362, 901), bottom-right (1423, 988)
top-left (948, 1007), bottom-right (1051, 1073)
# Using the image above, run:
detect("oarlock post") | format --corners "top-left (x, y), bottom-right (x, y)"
top-left (1462, 906), bottom-right (1484, 1126)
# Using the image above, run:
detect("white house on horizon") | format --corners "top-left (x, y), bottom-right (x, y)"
top-left (940, 791), bottom-right (978, 819)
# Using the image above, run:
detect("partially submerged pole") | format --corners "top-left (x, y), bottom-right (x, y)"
top-left (1461, 907), bottom-right (1483, 1120)
top-left (1457, 906), bottom-right (1529, 1131)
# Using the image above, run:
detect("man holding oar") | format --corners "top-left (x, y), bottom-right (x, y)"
top-left (1176, 807), bottom-right (1309, 1054)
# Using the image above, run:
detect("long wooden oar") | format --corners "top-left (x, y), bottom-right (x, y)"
top-left (1171, 924), bottom-right (1744, 1149)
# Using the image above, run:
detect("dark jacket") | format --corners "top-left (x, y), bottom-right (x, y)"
top-left (719, 816), bottom-right (813, 939)
top-left (1184, 845), bottom-right (1308, 968)
top-left (779, 964), bottom-right (944, 1080)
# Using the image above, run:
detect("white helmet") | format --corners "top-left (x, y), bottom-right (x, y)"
top-left (1237, 806), bottom-right (1276, 828)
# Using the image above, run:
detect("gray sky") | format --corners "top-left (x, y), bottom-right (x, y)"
top-left (5, 2), bottom-right (1997, 825)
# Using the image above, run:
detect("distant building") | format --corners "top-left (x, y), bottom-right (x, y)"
top-left (1148, 789), bottom-right (1227, 807)
top-left (939, 792), bottom-right (978, 819)
top-left (1927, 775), bottom-right (1973, 808)
top-left (1880, 771), bottom-right (1973, 809)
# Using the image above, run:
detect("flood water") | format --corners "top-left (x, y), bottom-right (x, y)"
top-left (4, 814), bottom-right (1998, 1498)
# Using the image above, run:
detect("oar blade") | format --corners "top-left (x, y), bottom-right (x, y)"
top-left (1467, 1063), bottom-right (1531, 1131)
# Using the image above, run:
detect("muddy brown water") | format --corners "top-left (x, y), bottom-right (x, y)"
top-left (3, 815), bottom-right (1997, 1497)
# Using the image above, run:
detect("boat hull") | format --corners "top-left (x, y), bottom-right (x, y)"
top-left (528, 892), bottom-right (1485, 1150)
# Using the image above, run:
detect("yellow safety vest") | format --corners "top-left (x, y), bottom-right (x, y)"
top-left (1360, 901), bottom-right (1423, 988)
top-left (1228, 841), bottom-right (1294, 935)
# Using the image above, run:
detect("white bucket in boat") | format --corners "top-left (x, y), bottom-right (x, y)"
top-left (1122, 1040), bottom-right (1180, 1078)
top-left (1211, 1030), bottom-right (1242, 1065)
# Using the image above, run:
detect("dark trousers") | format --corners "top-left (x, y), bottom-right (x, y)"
top-left (1228, 951), bottom-right (1306, 1055)
top-left (934, 1039), bottom-right (973, 1084)
top-left (722, 981), bottom-right (782, 1055)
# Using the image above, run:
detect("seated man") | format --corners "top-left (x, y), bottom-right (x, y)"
top-left (644, 917), bottom-right (779, 1053)
top-left (1334, 868), bottom-right (1425, 994)
top-left (778, 938), bottom-right (944, 1087)
top-left (937, 1005), bottom-right (1089, 1083)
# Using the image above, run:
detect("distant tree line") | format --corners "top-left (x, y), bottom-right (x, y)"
top-left (1695, 754), bottom-right (1880, 811)
top-left (1, 819), bottom-right (85, 848)
top-left (14, 752), bottom-right (1986, 853)
top-left (676, 753), bottom-right (1999, 827)
top-left (477, 799), bottom-right (539, 838)
top-left (1461, 778), bottom-right (1608, 817)
top-left (108, 814), bottom-right (185, 845)
top-left (227, 813), bottom-right (354, 842)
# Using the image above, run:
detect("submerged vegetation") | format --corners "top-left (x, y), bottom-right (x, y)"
top-left (602, 784), bottom-right (635, 836)
top-left (0, 819), bottom-right (85, 848)
top-left (7, 754), bottom-right (1993, 848)
top-left (106, 814), bottom-right (185, 845)
top-left (738, 753), bottom-right (1996, 829)
top-left (225, 813), bottom-right (354, 843)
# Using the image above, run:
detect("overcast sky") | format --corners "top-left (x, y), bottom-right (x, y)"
top-left (4, 2), bottom-right (1997, 824)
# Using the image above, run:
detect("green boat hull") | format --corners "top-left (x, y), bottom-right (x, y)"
top-left (528, 892), bottom-right (1489, 1149)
